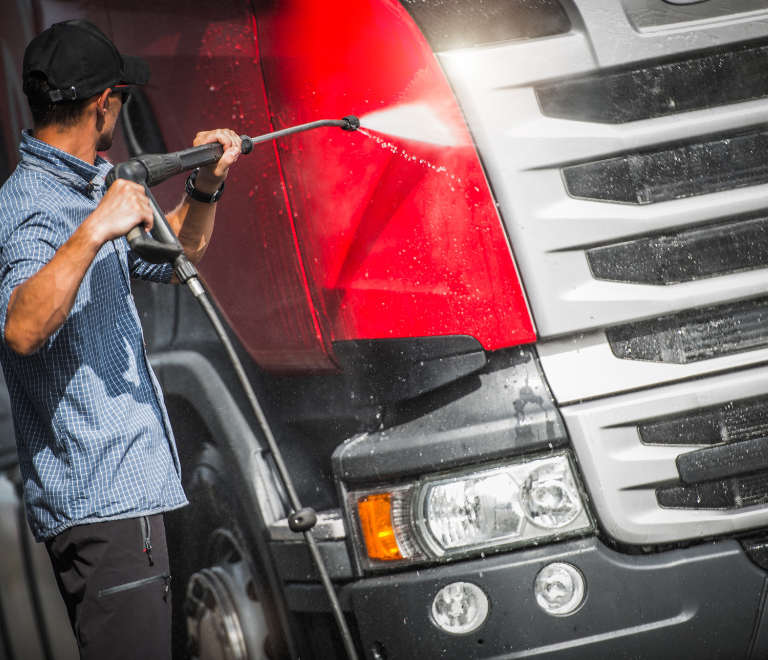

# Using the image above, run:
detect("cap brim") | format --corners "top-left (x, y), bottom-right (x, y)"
top-left (121, 54), bottom-right (151, 86)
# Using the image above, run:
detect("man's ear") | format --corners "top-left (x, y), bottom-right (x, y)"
top-left (95, 89), bottom-right (112, 117)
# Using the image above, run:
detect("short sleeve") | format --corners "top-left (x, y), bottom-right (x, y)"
top-left (0, 211), bottom-right (60, 346)
top-left (127, 249), bottom-right (174, 284)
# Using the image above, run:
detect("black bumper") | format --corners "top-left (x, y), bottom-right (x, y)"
top-left (346, 537), bottom-right (768, 659)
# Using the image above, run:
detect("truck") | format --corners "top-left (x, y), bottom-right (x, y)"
top-left (3, 0), bottom-right (768, 658)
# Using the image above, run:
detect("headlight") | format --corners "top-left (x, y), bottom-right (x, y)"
top-left (348, 452), bottom-right (593, 569)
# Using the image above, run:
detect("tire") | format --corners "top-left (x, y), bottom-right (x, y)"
top-left (164, 397), bottom-right (287, 660)
top-left (184, 528), bottom-right (269, 660)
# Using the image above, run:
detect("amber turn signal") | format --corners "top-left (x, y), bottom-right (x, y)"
top-left (356, 492), bottom-right (403, 561)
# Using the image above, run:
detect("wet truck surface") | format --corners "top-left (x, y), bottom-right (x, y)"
top-left (4, 0), bottom-right (768, 658)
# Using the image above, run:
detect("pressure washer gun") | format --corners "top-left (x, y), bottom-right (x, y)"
top-left (105, 115), bottom-right (359, 267)
top-left (104, 114), bottom-right (361, 660)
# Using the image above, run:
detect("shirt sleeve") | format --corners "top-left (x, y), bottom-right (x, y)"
top-left (127, 250), bottom-right (174, 284)
top-left (0, 210), bottom-right (60, 347)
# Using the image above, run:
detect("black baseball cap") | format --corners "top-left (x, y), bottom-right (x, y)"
top-left (22, 19), bottom-right (150, 102)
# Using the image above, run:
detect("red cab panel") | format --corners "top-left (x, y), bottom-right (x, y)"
top-left (254, 0), bottom-right (535, 353)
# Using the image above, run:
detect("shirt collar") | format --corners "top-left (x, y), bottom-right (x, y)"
top-left (19, 130), bottom-right (113, 191)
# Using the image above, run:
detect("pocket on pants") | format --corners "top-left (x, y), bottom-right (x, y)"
top-left (78, 568), bottom-right (172, 650)
top-left (98, 572), bottom-right (171, 598)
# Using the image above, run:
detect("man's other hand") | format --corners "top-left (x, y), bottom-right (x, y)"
top-left (192, 129), bottom-right (242, 194)
top-left (87, 179), bottom-right (154, 245)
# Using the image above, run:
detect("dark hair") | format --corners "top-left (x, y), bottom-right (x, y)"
top-left (25, 73), bottom-right (89, 128)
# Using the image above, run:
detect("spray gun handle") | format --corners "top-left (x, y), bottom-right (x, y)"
top-left (124, 188), bottom-right (185, 264)
top-left (107, 161), bottom-right (184, 264)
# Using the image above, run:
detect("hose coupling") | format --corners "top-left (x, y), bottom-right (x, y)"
top-left (341, 115), bottom-right (360, 132)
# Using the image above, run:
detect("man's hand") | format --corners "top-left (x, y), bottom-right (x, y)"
top-left (191, 129), bottom-right (242, 195)
top-left (86, 179), bottom-right (154, 244)
top-left (165, 128), bottom-right (242, 274)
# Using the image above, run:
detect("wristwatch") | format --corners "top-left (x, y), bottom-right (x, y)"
top-left (185, 168), bottom-right (225, 204)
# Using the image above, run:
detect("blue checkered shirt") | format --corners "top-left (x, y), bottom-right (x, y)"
top-left (0, 131), bottom-right (188, 541)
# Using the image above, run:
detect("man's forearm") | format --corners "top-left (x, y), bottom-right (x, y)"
top-left (165, 129), bottom-right (240, 270)
top-left (167, 195), bottom-right (216, 266)
top-left (4, 179), bottom-right (154, 356)
top-left (5, 222), bottom-right (102, 355)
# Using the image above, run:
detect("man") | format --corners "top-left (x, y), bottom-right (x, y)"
top-left (0, 19), bottom-right (241, 658)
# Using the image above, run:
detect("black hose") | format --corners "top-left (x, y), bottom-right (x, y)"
top-left (184, 275), bottom-right (359, 660)
top-left (112, 114), bottom-right (362, 658)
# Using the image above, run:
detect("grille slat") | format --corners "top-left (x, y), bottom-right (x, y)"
top-left (608, 297), bottom-right (768, 364)
top-left (677, 437), bottom-right (768, 483)
top-left (640, 396), bottom-right (768, 446)
top-left (399, 0), bottom-right (570, 52)
top-left (537, 41), bottom-right (768, 124)
top-left (563, 130), bottom-right (768, 205)
top-left (644, 396), bottom-right (768, 509)
top-left (658, 471), bottom-right (768, 510)
top-left (587, 214), bottom-right (768, 285)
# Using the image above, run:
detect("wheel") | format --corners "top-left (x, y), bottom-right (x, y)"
top-left (161, 395), bottom-right (289, 660)
top-left (184, 530), bottom-right (270, 660)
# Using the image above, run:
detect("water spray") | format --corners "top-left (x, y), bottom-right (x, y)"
top-left (359, 103), bottom-right (459, 147)
top-left (105, 116), bottom-right (360, 660)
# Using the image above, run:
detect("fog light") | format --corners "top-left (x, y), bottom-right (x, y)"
top-left (534, 563), bottom-right (585, 616)
top-left (431, 582), bottom-right (489, 634)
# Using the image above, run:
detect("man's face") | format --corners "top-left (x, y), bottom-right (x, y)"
top-left (95, 91), bottom-right (123, 151)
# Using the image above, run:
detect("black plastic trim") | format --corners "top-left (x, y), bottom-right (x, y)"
top-left (742, 531), bottom-right (768, 571)
top-left (587, 212), bottom-right (768, 285)
top-left (333, 346), bottom-right (568, 485)
top-left (657, 470), bottom-right (768, 510)
top-left (271, 541), bottom-right (353, 583)
top-left (332, 335), bottom-right (486, 406)
top-left (639, 395), bottom-right (768, 447)
top-left (563, 128), bottom-right (768, 205)
top-left (347, 537), bottom-right (765, 659)
top-left (677, 437), bottom-right (768, 484)
top-left (538, 40), bottom-right (768, 124)
top-left (397, 0), bottom-right (570, 52)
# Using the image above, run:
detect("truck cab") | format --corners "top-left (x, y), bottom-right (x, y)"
top-left (3, 1), bottom-right (768, 658)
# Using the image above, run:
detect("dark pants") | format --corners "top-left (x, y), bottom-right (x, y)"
top-left (45, 514), bottom-right (172, 660)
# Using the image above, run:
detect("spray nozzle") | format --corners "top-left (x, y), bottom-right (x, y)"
top-left (341, 115), bottom-right (360, 132)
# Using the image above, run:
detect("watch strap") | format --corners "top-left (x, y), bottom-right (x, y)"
top-left (185, 168), bottom-right (224, 204)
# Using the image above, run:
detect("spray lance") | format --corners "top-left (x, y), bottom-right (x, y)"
top-left (105, 115), bottom-right (361, 660)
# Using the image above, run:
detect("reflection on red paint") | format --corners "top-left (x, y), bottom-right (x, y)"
top-left (254, 0), bottom-right (535, 354)
top-left (109, 0), bottom-right (335, 373)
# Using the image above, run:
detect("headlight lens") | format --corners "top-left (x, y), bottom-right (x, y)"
top-left (349, 452), bottom-right (592, 567)
top-left (425, 471), bottom-right (525, 550)
top-left (418, 454), bottom-right (590, 557)
top-left (521, 462), bottom-right (582, 528)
